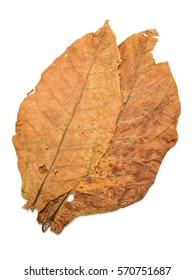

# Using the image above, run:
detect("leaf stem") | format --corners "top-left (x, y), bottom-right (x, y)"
top-left (42, 190), bottom-right (72, 232)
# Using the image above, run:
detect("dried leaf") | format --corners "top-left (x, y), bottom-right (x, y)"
top-left (13, 21), bottom-right (122, 213)
top-left (13, 23), bottom-right (180, 233)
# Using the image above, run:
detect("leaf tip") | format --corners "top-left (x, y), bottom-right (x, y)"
top-left (144, 29), bottom-right (159, 38)
top-left (104, 19), bottom-right (110, 25)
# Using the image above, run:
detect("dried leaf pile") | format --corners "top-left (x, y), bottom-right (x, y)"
top-left (13, 21), bottom-right (180, 233)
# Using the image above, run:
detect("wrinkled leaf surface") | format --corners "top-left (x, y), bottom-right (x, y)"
top-left (13, 23), bottom-right (180, 233)
top-left (13, 21), bottom-right (122, 213)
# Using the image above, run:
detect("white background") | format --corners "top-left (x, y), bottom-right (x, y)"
top-left (0, 0), bottom-right (193, 279)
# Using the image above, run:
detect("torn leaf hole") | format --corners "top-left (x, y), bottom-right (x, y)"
top-left (67, 194), bottom-right (74, 202)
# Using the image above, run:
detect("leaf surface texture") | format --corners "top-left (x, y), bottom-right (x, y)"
top-left (13, 23), bottom-right (180, 233)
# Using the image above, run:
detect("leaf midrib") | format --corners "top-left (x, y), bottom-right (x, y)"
top-left (31, 29), bottom-right (106, 209)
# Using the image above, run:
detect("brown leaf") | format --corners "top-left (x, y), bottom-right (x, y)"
top-left (13, 24), bottom-right (180, 234)
top-left (13, 21), bottom-right (122, 211)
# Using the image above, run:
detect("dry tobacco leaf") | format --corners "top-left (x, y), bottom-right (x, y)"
top-left (13, 22), bottom-right (180, 234)
top-left (13, 21), bottom-right (122, 212)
